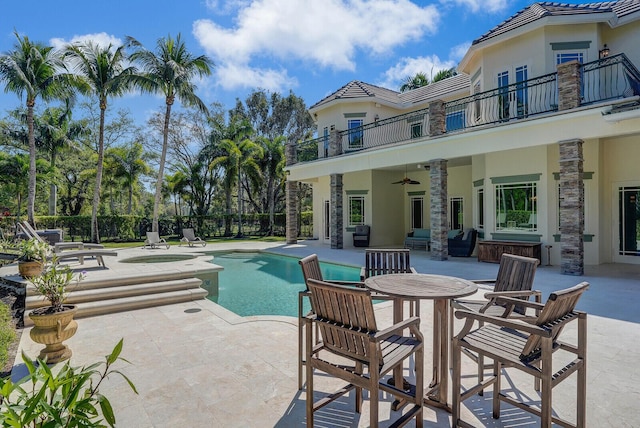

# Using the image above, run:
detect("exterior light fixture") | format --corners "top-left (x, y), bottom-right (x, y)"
top-left (599, 44), bottom-right (610, 59)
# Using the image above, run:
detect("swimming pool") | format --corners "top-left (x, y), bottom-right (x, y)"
top-left (206, 252), bottom-right (360, 317)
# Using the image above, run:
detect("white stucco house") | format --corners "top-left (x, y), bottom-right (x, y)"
top-left (285, 0), bottom-right (640, 274)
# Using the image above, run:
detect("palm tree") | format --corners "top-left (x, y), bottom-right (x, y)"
top-left (399, 72), bottom-right (429, 92)
top-left (126, 34), bottom-right (213, 233)
top-left (36, 103), bottom-right (89, 215)
top-left (106, 142), bottom-right (150, 214)
top-left (0, 32), bottom-right (74, 225)
top-left (256, 135), bottom-right (286, 235)
top-left (63, 41), bottom-right (136, 243)
top-left (432, 67), bottom-right (457, 83)
top-left (210, 118), bottom-right (263, 238)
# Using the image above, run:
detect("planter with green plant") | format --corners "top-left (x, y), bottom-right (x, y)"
top-left (28, 258), bottom-right (85, 363)
top-left (0, 338), bottom-right (138, 427)
top-left (17, 237), bottom-right (49, 278)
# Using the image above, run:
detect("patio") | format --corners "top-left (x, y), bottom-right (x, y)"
top-left (10, 240), bottom-right (640, 427)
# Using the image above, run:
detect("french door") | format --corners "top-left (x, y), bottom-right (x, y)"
top-left (614, 184), bottom-right (640, 263)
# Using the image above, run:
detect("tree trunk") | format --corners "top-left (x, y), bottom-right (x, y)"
top-left (236, 170), bottom-right (243, 238)
top-left (26, 102), bottom-right (36, 226)
top-left (152, 101), bottom-right (172, 233)
top-left (91, 106), bottom-right (106, 243)
top-left (224, 185), bottom-right (232, 236)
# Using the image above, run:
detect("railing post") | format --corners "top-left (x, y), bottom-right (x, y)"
top-left (428, 100), bottom-right (446, 136)
top-left (328, 129), bottom-right (342, 157)
top-left (557, 61), bottom-right (582, 110)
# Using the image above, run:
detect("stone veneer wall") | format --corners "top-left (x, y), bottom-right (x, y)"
top-left (557, 61), bottom-right (582, 111)
top-left (328, 129), bottom-right (342, 157)
top-left (285, 181), bottom-right (297, 244)
top-left (285, 143), bottom-right (298, 244)
top-left (429, 159), bottom-right (448, 260)
top-left (428, 100), bottom-right (446, 136)
top-left (330, 174), bottom-right (343, 249)
top-left (559, 139), bottom-right (584, 275)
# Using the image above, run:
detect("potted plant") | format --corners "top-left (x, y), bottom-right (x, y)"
top-left (17, 237), bottom-right (49, 278)
top-left (0, 339), bottom-right (138, 427)
top-left (28, 258), bottom-right (85, 363)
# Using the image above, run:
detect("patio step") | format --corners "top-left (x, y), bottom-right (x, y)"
top-left (24, 276), bottom-right (208, 326)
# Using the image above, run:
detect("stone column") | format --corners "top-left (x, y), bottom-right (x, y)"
top-left (330, 173), bottom-right (343, 249)
top-left (428, 100), bottom-right (446, 136)
top-left (328, 129), bottom-right (342, 157)
top-left (285, 181), bottom-right (298, 244)
top-left (284, 142), bottom-right (298, 244)
top-left (557, 61), bottom-right (582, 111)
top-left (429, 159), bottom-right (448, 260)
top-left (559, 139), bottom-right (584, 275)
top-left (285, 142), bottom-right (297, 166)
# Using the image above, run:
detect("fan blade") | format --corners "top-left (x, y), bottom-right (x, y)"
top-left (409, 180), bottom-right (421, 185)
top-left (391, 180), bottom-right (405, 184)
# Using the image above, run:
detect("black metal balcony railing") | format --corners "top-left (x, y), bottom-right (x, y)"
top-left (295, 53), bottom-right (640, 164)
top-left (444, 72), bottom-right (558, 132)
top-left (582, 53), bottom-right (640, 105)
top-left (338, 107), bottom-right (430, 153)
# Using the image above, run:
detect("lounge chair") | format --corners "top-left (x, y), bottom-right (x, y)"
top-left (305, 278), bottom-right (424, 428)
top-left (452, 282), bottom-right (588, 428)
top-left (19, 221), bottom-right (116, 267)
top-left (448, 228), bottom-right (477, 257)
top-left (144, 231), bottom-right (170, 249)
top-left (352, 224), bottom-right (370, 247)
top-left (180, 228), bottom-right (206, 247)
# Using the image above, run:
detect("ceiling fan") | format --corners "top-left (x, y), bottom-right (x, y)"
top-left (392, 165), bottom-right (420, 185)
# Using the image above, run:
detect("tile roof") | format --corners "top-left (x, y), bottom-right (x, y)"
top-left (398, 73), bottom-right (470, 104)
top-left (309, 80), bottom-right (401, 110)
top-left (474, 0), bottom-right (640, 45)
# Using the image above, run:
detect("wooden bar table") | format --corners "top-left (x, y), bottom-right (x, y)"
top-left (364, 273), bottom-right (477, 411)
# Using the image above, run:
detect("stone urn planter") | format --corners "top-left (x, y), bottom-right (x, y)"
top-left (29, 305), bottom-right (78, 363)
top-left (18, 260), bottom-right (44, 279)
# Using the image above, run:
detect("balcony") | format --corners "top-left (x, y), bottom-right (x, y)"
top-left (294, 54), bottom-right (640, 164)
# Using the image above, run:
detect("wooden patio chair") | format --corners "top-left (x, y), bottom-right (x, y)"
top-left (305, 278), bottom-right (424, 428)
top-left (452, 282), bottom-right (588, 428)
top-left (180, 228), bottom-right (206, 247)
top-left (361, 248), bottom-right (420, 317)
top-left (450, 253), bottom-right (541, 385)
top-left (144, 231), bottom-right (170, 249)
top-left (297, 254), bottom-right (366, 390)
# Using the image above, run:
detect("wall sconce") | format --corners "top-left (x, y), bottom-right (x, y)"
top-left (374, 114), bottom-right (379, 122)
top-left (599, 44), bottom-right (610, 59)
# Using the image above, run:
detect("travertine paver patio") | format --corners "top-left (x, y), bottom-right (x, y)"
top-left (11, 240), bottom-right (640, 427)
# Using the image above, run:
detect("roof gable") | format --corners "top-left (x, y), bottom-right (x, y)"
top-left (474, 1), bottom-right (640, 46)
top-left (309, 80), bottom-right (401, 110)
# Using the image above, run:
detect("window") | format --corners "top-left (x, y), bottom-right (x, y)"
top-left (411, 122), bottom-right (422, 139)
top-left (446, 110), bottom-right (465, 131)
top-left (473, 81), bottom-right (481, 121)
top-left (556, 52), bottom-right (584, 64)
top-left (323, 200), bottom-right (330, 240)
top-left (348, 195), bottom-right (365, 226)
top-left (477, 187), bottom-right (484, 229)
top-left (411, 197), bottom-right (423, 229)
top-left (497, 70), bottom-right (509, 120)
top-left (515, 65), bottom-right (528, 118)
top-left (618, 185), bottom-right (640, 256)
top-left (323, 127), bottom-right (329, 158)
top-left (347, 119), bottom-right (363, 149)
top-left (495, 182), bottom-right (538, 231)
top-left (450, 197), bottom-right (464, 230)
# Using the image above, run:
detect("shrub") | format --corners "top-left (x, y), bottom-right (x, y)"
top-left (0, 303), bottom-right (15, 369)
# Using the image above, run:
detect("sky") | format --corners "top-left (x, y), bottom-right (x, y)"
top-left (0, 0), bottom-right (583, 128)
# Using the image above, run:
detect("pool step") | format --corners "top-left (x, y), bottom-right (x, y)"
top-left (25, 276), bottom-right (208, 326)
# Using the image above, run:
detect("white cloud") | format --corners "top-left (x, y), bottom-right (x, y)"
top-left (378, 55), bottom-right (456, 89)
top-left (215, 63), bottom-right (298, 92)
top-left (440, 0), bottom-right (509, 14)
top-left (450, 41), bottom-right (471, 61)
top-left (49, 32), bottom-right (122, 51)
top-left (194, 0), bottom-right (440, 92)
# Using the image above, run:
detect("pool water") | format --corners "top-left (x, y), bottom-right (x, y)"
top-left (207, 252), bottom-right (360, 317)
